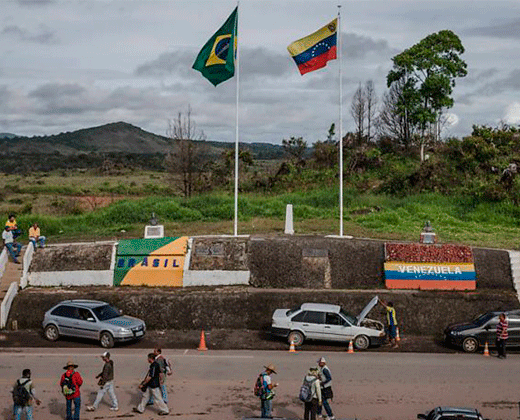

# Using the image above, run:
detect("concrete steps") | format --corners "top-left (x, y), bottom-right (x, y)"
top-left (0, 248), bottom-right (24, 301)
top-left (509, 250), bottom-right (520, 297)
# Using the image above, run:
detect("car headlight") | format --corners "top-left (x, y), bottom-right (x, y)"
top-left (120, 328), bottom-right (132, 333)
top-left (450, 331), bottom-right (461, 336)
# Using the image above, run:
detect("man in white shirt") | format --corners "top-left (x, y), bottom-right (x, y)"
top-left (3, 226), bottom-right (21, 264)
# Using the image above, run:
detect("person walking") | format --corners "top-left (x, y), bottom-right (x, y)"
top-left (496, 312), bottom-right (508, 359)
top-left (133, 353), bottom-right (169, 415)
top-left (302, 367), bottom-right (322, 420)
top-left (316, 357), bottom-right (335, 420)
top-left (12, 368), bottom-right (41, 420)
top-left (379, 298), bottom-right (398, 348)
top-left (147, 348), bottom-right (172, 406)
top-left (257, 364), bottom-right (278, 418)
top-left (86, 352), bottom-right (118, 412)
top-left (60, 359), bottom-right (83, 420)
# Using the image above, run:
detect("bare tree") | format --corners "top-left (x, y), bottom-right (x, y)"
top-left (165, 106), bottom-right (208, 198)
top-left (350, 83), bottom-right (366, 144)
top-left (364, 80), bottom-right (377, 142)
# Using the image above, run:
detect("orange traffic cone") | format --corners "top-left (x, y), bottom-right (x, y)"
top-left (483, 341), bottom-right (490, 357)
top-left (197, 329), bottom-right (208, 351)
top-left (347, 340), bottom-right (354, 354)
top-left (396, 327), bottom-right (401, 342)
top-left (289, 340), bottom-right (296, 353)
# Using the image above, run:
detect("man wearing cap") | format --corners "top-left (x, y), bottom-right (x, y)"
top-left (60, 359), bottom-right (83, 420)
top-left (133, 353), bottom-right (169, 415)
top-left (12, 368), bottom-right (41, 420)
top-left (86, 352), bottom-right (118, 412)
top-left (317, 357), bottom-right (335, 420)
top-left (259, 364), bottom-right (278, 418)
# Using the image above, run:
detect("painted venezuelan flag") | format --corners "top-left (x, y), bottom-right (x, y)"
top-left (287, 18), bottom-right (337, 75)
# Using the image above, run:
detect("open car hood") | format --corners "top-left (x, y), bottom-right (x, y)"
top-left (356, 296), bottom-right (378, 326)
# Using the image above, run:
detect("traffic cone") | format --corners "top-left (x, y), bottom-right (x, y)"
top-left (347, 340), bottom-right (354, 354)
top-left (396, 327), bottom-right (401, 342)
top-left (289, 340), bottom-right (296, 353)
top-left (483, 341), bottom-right (490, 357)
top-left (197, 329), bottom-right (208, 351)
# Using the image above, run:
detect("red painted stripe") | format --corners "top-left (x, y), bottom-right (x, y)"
top-left (297, 46), bottom-right (337, 75)
top-left (385, 279), bottom-right (476, 290)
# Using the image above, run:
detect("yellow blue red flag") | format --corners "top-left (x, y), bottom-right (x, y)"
top-left (287, 18), bottom-right (337, 75)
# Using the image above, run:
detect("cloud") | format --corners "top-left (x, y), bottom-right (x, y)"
top-left (17, 0), bottom-right (54, 5)
top-left (465, 19), bottom-right (520, 39)
top-left (504, 102), bottom-right (520, 124)
top-left (342, 32), bottom-right (394, 59)
top-left (134, 51), bottom-right (194, 77)
top-left (1, 24), bottom-right (58, 44)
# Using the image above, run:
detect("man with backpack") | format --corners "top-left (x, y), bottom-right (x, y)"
top-left (133, 353), bottom-right (169, 415)
top-left (86, 351), bottom-right (118, 412)
top-left (316, 357), bottom-right (335, 420)
top-left (254, 364), bottom-right (278, 418)
top-left (12, 369), bottom-right (41, 420)
top-left (300, 367), bottom-right (322, 420)
top-left (60, 359), bottom-right (83, 420)
top-left (147, 347), bottom-right (172, 406)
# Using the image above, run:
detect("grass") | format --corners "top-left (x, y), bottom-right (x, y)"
top-left (3, 185), bottom-right (519, 250)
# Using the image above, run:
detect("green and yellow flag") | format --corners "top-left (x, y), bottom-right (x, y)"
top-left (192, 7), bottom-right (238, 86)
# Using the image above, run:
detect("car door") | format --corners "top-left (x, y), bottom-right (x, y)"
top-left (291, 310), bottom-right (325, 340)
top-left (506, 318), bottom-right (520, 345)
top-left (479, 317), bottom-right (498, 345)
top-left (71, 308), bottom-right (100, 340)
top-left (323, 312), bottom-right (352, 342)
top-left (50, 305), bottom-right (81, 336)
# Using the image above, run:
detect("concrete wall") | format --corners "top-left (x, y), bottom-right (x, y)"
top-left (9, 287), bottom-right (520, 336)
top-left (27, 271), bottom-right (113, 287)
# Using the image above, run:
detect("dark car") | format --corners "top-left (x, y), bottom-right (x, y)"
top-left (418, 406), bottom-right (488, 420)
top-left (445, 309), bottom-right (520, 352)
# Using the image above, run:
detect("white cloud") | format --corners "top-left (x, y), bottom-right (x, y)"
top-left (504, 102), bottom-right (520, 124)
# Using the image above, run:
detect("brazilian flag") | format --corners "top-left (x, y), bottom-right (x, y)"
top-left (192, 7), bottom-right (238, 86)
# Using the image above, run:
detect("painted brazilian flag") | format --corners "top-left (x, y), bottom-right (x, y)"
top-left (192, 7), bottom-right (237, 86)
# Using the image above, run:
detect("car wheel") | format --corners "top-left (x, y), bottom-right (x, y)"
top-left (288, 331), bottom-right (304, 346)
top-left (462, 337), bottom-right (479, 353)
top-left (44, 324), bottom-right (59, 342)
top-left (100, 332), bottom-right (114, 348)
top-left (354, 334), bottom-right (370, 350)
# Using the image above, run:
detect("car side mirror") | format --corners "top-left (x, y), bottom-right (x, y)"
top-left (417, 414), bottom-right (426, 420)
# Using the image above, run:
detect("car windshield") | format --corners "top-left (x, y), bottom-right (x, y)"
top-left (473, 313), bottom-right (495, 326)
top-left (339, 309), bottom-right (356, 325)
top-left (92, 305), bottom-right (121, 321)
top-left (286, 307), bottom-right (301, 316)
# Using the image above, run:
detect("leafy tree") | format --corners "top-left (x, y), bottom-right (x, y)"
top-left (386, 30), bottom-right (467, 159)
top-left (312, 124), bottom-right (338, 168)
top-left (282, 136), bottom-right (308, 170)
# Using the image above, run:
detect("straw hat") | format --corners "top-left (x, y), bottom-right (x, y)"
top-left (317, 357), bottom-right (326, 364)
top-left (63, 359), bottom-right (78, 369)
top-left (264, 364), bottom-right (277, 374)
top-left (308, 366), bottom-right (320, 377)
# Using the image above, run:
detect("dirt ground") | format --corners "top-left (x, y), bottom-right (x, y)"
top-left (0, 328), bottom-right (470, 354)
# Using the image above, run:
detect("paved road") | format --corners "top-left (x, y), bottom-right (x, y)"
top-left (0, 348), bottom-right (517, 420)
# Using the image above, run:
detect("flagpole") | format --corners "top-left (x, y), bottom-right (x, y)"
top-left (338, 4), bottom-right (343, 237)
top-left (234, 1), bottom-right (240, 236)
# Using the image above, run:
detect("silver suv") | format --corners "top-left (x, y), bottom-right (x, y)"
top-left (42, 299), bottom-right (146, 348)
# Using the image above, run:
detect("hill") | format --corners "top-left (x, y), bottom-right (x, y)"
top-left (0, 133), bottom-right (17, 139)
top-left (0, 122), bottom-right (285, 159)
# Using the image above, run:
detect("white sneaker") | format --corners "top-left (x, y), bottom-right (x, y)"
top-left (110, 407), bottom-right (119, 411)
top-left (86, 406), bottom-right (95, 412)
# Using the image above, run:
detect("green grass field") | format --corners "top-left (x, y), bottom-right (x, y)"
top-left (2, 170), bottom-right (518, 250)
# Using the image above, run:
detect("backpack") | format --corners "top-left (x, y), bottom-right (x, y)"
top-left (61, 373), bottom-right (76, 396)
top-left (253, 374), bottom-right (265, 397)
top-left (12, 379), bottom-right (31, 406)
top-left (299, 377), bottom-right (315, 402)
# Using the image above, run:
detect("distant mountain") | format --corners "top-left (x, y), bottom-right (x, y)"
top-left (0, 133), bottom-right (17, 139)
top-left (0, 122), bottom-right (285, 159)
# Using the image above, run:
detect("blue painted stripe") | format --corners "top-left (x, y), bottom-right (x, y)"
top-left (292, 33), bottom-right (337, 65)
top-left (385, 270), bottom-right (476, 281)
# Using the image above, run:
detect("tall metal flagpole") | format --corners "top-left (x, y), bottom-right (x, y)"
top-left (234, 1), bottom-right (240, 236)
top-left (338, 5), bottom-right (343, 237)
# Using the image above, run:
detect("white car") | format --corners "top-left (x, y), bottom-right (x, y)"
top-left (270, 296), bottom-right (385, 349)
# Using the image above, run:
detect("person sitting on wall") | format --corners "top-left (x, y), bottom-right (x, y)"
top-left (419, 220), bottom-right (437, 244)
top-left (28, 222), bottom-right (46, 249)
top-left (5, 214), bottom-right (21, 240)
top-left (3, 226), bottom-right (21, 264)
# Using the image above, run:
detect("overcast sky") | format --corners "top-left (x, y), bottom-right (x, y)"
top-left (1, 0), bottom-right (519, 144)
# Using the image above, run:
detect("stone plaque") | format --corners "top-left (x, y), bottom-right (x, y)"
top-left (302, 248), bottom-right (328, 258)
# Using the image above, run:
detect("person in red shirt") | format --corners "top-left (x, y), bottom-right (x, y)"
top-left (496, 313), bottom-right (508, 359)
top-left (60, 359), bottom-right (83, 420)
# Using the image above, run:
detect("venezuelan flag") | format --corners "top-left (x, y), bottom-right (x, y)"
top-left (287, 18), bottom-right (337, 75)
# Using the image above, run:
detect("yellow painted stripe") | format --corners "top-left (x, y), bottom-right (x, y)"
top-left (287, 18), bottom-right (337, 57)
